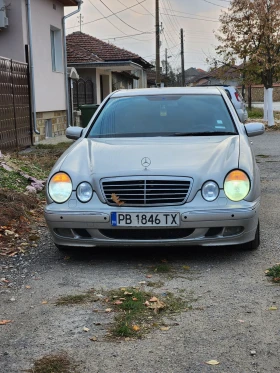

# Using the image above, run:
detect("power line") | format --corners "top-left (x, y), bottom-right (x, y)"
top-left (67, 0), bottom-right (148, 29)
top-left (86, 0), bottom-right (148, 41)
top-left (160, 12), bottom-right (220, 22)
top-left (116, 0), bottom-right (150, 16)
top-left (101, 31), bottom-right (154, 41)
top-left (135, 0), bottom-right (154, 17)
top-left (201, 0), bottom-right (228, 8)
top-left (98, 0), bottom-right (147, 32)
top-left (159, 7), bottom-right (218, 20)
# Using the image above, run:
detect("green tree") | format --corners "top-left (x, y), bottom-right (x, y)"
top-left (215, 0), bottom-right (280, 126)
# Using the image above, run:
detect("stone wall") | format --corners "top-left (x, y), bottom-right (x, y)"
top-left (241, 85), bottom-right (280, 102)
top-left (34, 110), bottom-right (67, 143)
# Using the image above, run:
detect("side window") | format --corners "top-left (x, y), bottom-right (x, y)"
top-left (50, 26), bottom-right (63, 72)
top-left (224, 89), bottom-right (232, 100)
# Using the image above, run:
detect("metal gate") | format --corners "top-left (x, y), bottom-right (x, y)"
top-left (72, 78), bottom-right (94, 110)
top-left (0, 56), bottom-right (32, 149)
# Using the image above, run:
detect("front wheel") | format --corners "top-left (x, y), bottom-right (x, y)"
top-left (243, 222), bottom-right (260, 251)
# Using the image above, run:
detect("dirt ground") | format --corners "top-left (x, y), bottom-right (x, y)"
top-left (1, 132), bottom-right (280, 373)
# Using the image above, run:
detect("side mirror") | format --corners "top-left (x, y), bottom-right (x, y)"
top-left (244, 122), bottom-right (265, 137)
top-left (66, 126), bottom-right (83, 140)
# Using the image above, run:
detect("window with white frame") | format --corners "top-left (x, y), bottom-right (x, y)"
top-left (50, 26), bottom-right (63, 72)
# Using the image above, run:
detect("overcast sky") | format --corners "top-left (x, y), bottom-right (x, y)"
top-left (65, 0), bottom-right (229, 72)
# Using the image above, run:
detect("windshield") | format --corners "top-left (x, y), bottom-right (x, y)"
top-left (87, 94), bottom-right (237, 138)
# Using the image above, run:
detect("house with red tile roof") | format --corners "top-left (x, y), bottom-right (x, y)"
top-left (66, 32), bottom-right (153, 107)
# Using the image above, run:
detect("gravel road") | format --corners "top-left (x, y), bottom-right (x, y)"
top-left (1, 131), bottom-right (280, 373)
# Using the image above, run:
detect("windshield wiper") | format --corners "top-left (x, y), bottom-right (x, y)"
top-left (172, 131), bottom-right (237, 136)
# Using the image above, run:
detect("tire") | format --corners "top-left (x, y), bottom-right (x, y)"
top-left (243, 222), bottom-right (260, 251)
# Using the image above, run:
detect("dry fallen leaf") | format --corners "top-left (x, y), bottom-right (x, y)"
top-left (120, 287), bottom-right (126, 291)
top-left (149, 297), bottom-right (158, 302)
top-left (124, 291), bottom-right (133, 295)
top-left (125, 337), bottom-right (130, 341)
top-left (111, 193), bottom-right (125, 206)
top-left (132, 297), bottom-right (138, 301)
top-left (144, 301), bottom-right (150, 307)
top-left (119, 298), bottom-right (126, 301)
top-left (138, 281), bottom-right (146, 285)
top-left (114, 300), bottom-right (123, 305)
top-left (147, 298), bottom-right (165, 313)
top-left (160, 326), bottom-right (170, 331)
top-left (146, 274), bottom-right (153, 278)
top-left (0, 320), bottom-right (12, 325)
top-left (132, 325), bottom-right (140, 331)
top-left (83, 327), bottom-right (90, 332)
top-left (105, 308), bottom-right (112, 313)
top-left (41, 300), bottom-right (48, 304)
top-left (264, 270), bottom-right (270, 274)
top-left (238, 320), bottom-right (245, 323)
top-left (89, 336), bottom-right (98, 341)
top-left (25, 285), bottom-right (31, 289)
top-left (206, 360), bottom-right (220, 365)
top-left (269, 306), bottom-right (278, 310)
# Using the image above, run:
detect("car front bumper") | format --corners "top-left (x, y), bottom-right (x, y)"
top-left (44, 195), bottom-right (260, 248)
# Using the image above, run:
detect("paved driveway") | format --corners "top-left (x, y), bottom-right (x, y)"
top-left (1, 132), bottom-right (280, 373)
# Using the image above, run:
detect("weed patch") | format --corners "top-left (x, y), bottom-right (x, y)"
top-left (248, 107), bottom-right (263, 119)
top-left (266, 264), bottom-right (280, 283)
top-left (55, 290), bottom-right (98, 306)
top-left (28, 353), bottom-right (77, 373)
top-left (256, 154), bottom-right (270, 158)
top-left (0, 143), bottom-right (71, 254)
top-left (152, 263), bottom-right (172, 273)
top-left (107, 287), bottom-right (191, 339)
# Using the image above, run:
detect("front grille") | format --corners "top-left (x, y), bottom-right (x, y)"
top-left (101, 177), bottom-right (192, 206)
top-left (99, 228), bottom-right (195, 240)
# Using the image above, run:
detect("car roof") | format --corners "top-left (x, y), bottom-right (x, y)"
top-left (111, 87), bottom-right (222, 98)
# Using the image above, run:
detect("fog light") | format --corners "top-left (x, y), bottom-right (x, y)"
top-left (223, 226), bottom-right (243, 237)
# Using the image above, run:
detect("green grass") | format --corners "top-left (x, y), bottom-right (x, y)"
top-left (34, 142), bottom-right (72, 151)
top-left (152, 263), bottom-right (172, 273)
top-left (55, 290), bottom-right (98, 306)
top-left (0, 169), bottom-right (29, 192)
top-left (248, 107), bottom-right (263, 119)
top-left (28, 353), bottom-right (77, 373)
top-left (266, 264), bottom-right (280, 283)
top-left (256, 154), bottom-right (270, 158)
top-left (108, 287), bottom-right (191, 338)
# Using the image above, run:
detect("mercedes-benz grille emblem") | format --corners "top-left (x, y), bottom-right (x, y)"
top-left (141, 157), bottom-right (151, 168)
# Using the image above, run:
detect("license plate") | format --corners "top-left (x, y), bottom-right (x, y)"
top-left (111, 212), bottom-right (180, 227)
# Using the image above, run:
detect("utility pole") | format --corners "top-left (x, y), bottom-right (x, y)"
top-left (155, 0), bottom-right (161, 87)
top-left (165, 48), bottom-right (168, 76)
top-left (180, 28), bottom-right (185, 87)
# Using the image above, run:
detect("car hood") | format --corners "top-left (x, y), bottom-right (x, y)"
top-left (57, 136), bottom-right (240, 198)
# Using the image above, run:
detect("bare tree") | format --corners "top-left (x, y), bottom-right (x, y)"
top-left (215, 0), bottom-right (280, 126)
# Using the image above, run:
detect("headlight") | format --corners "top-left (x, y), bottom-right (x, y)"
top-left (202, 181), bottom-right (219, 201)
top-left (76, 182), bottom-right (93, 203)
top-left (49, 172), bottom-right (72, 203)
top-left (224, 170), bottom-right (250, 201)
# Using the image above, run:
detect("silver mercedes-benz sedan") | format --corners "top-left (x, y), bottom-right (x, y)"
top-left (44, 87), bottom-right (264, 251)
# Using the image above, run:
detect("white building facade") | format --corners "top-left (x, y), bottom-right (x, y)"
top-left (0, 0), bottom-right (78, 141)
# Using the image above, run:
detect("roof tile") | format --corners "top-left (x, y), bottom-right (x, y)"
top-left (67, 32), bottom-right (146, 65)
